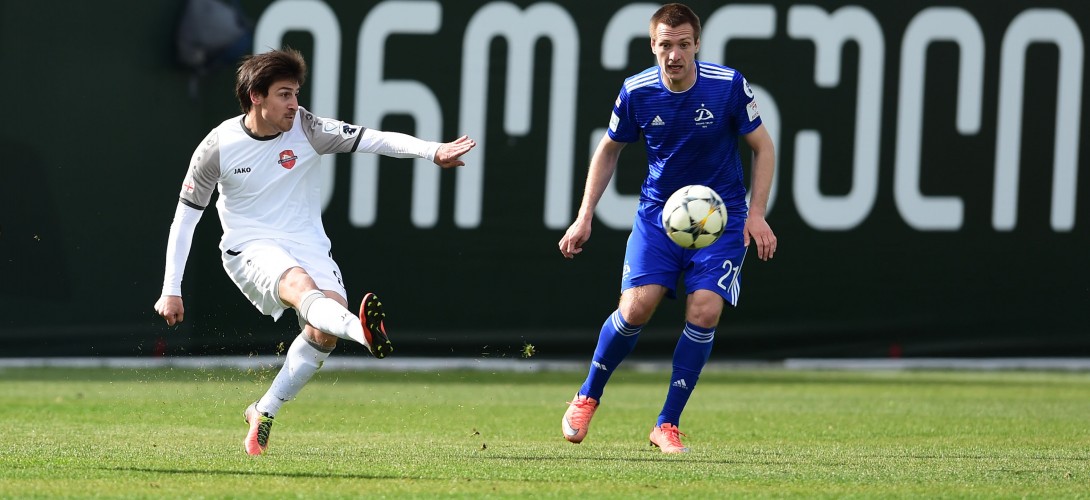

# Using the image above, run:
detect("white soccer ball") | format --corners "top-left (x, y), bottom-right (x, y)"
top-left (661, 185), bottom-right (728, 249)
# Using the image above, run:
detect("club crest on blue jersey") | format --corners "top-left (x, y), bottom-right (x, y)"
top-left (694, 105), bottom-right (715, 128)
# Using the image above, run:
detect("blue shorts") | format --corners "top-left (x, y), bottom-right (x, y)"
top-left (620, 203), bottom-right (748, 306)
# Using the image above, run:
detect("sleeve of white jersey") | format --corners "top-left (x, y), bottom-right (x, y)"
top-left (354, 128), bottom-right (441, 162)
top-left (161, 202), bottom-right (203, 297)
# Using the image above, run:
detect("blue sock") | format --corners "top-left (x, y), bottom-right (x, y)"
top-left (579, 310), bottom-right (642, 400)
top-left (657, 322), bottom-right (715, 427)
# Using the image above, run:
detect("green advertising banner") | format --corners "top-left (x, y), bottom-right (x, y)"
top-left (1, 0), bottom-right (1087, 358)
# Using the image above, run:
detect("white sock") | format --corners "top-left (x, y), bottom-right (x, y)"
top-left (256, 333), bottom-right (333, 417)
top-left (296, 290), bottom-right (368, 346)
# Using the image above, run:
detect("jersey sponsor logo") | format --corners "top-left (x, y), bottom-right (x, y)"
top-left (747, 100), bottom-right (760, 122)
top-left (742, 77), bottom-right (754, 98)
top-left (234, 167), bottom-right (251, 174)
top-left (278, 149), bottom-right (298, 169)
top-left (651, 115), bottom-right (666, 126)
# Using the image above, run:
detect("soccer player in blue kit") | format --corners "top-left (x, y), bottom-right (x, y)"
top-left (558, 3), bottom-right (777, 453)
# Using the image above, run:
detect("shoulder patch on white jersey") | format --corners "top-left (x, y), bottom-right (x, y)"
top-left (319, 117), bottom-right (361, 140)
top-left (339, 123), bottom-right (360, 139)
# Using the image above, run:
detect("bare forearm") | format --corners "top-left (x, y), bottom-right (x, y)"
top-left (743, 124), bottom-right (776, 218)
top-left (748, 148), bottom-right (774, 218)
top-left (576, 136), bottom-right (624, 221)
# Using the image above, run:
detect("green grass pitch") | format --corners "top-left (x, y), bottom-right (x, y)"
top-left (1, 366), bottom-right (1088, 498)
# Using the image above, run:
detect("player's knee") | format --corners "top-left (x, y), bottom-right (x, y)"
top-left (281, 266), bottom-right (308, 285)
top-left (618, 300), bottom-right (655, 325)
top-left (685, 304), bottom-right (721, 328)
top-left (686, 314), bottom-right (719, 330)
top-left (618, 285), bottom-right (666, 325)
top-left (685, 291), bottom-right (724, 327)
top-left (278, 267), bottom-right (318, 302)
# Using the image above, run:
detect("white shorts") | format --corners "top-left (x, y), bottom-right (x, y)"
top-left (221, 239), bottom-right (348, 321)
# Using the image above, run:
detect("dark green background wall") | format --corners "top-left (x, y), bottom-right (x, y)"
top-left (2, 0), bottom-right (1087, 359)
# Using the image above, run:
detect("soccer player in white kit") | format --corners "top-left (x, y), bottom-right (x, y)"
top-left (153, 48), bottom-right (476, 455)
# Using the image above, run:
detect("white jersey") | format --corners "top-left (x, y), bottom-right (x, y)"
top-left (160, 106), bottom-right (440, 297)
top-left (178, 107), bottom-right (436, 252)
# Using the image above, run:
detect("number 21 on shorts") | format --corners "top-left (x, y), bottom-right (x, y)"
top-left (717, 259), bottom-right (741, 306)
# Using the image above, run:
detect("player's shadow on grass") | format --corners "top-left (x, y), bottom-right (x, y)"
top-left (99, 466), bottom-right (402, 480)
top-left (475, 453), bottom-right (747, 465)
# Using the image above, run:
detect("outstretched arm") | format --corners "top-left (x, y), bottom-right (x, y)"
top-left (558, 134), bottom-right (626, 259)
top-left (742, 124), bottom-right (777, 261)
top-left (354, 129), bottom-right (476, 168)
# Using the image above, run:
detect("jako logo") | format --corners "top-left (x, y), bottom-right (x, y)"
top-left (278, 150), bottom-right (298, 170)
top-left (234, 167), bottom-right (251, 174)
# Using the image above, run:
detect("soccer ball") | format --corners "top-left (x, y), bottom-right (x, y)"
top-left (661, 185), bottom-right (728, 249)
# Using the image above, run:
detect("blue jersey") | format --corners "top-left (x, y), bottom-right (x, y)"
top-left (608, 61), bottom-right (762, 215)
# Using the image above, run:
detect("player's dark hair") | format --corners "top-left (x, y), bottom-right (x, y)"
top-left (234, 48), bottom-right (307, 114)
top-left (650, 3), bottom-right (702, 42)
